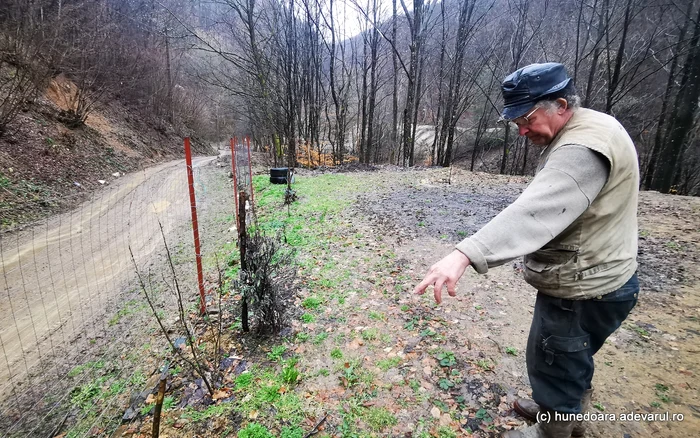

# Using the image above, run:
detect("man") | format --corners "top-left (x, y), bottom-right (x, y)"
top-left (413, 63), bottom-right (640, 438)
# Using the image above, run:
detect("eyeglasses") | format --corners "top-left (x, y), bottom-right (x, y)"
top-left (512, 107), bottom-right (539, 127)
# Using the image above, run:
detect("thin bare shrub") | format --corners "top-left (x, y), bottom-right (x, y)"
top-left (129, 222), bottom-right (224, 396)
top-left (236, 230), bottom-right (297, 335)
top-left (0, 35), bottom-right (46, 136)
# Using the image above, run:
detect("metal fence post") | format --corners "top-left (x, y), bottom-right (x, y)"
top-left (183, 138), bottom-right (207, 315)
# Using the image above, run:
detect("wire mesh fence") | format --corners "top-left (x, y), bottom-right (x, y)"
top-left (0, 141), bottom-right (239, 437)
top-left (230, 136), bottom-right (254, 227)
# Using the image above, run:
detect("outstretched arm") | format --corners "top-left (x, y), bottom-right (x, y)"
top-left (413, 145), bottom-right (609, 303)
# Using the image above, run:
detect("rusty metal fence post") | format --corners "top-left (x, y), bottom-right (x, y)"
top-left (183, 137), bottom-right (207, 315)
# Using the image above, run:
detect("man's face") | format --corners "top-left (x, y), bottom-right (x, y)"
top-left (512, 103), bottom-right (568, 145)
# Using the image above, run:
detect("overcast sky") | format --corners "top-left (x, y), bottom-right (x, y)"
top-left (332, 0), bottom-right (402, 39)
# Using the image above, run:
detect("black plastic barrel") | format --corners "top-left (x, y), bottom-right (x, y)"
top-left (270, 167), bottom-right (289, 184)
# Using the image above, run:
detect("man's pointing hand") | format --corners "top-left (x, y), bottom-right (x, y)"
top-left (413, 250), bottom-right (471, 304)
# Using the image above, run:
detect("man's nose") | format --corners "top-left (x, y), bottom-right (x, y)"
top-left (518, 125), bottom-right (529, 136)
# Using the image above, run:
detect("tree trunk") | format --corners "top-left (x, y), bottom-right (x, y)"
top-left (584, 0), bottom-right (607, 108)
top-left (440, 0), bottom-right (475, 167)
top-left (500, 124), bottom-right (510, 174)
top-left (604, 0), bottom-right (633, 114)
top-left (365, 17), bottom-right (379, 164)
top-left (392, 0), bottom-right (399, 165)
top-left (643, 0), bottom-right (692, 188)
top-left (655, 4), bottom-right (700, 193)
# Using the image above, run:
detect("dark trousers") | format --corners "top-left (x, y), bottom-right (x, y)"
top-left (526, 273), bottom-right (639, 413)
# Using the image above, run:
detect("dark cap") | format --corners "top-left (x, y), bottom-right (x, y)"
top-left (501, 63), bottom-right (572, 120)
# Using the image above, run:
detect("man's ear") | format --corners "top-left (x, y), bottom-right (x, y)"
top-left (556, 98), bottom-right (568, 113)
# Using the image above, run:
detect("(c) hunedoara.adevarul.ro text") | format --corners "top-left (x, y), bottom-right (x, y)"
top-left (536, 411), bottom-right (685, 423)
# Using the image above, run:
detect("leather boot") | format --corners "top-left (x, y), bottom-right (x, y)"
top-left (512, 388), bottom-right (594, 437)
top-left (502, 413), bottom-right (575, 438)
top-left (513, 398), bottom-right (539, 422)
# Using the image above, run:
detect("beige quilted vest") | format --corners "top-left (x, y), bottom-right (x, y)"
top-left (523, 108), bottom-right (639, 299)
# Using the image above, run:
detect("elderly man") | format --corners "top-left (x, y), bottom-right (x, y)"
top-left (414, 63), bottom-right (640, 438)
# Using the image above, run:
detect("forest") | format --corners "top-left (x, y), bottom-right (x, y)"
top-left (1, 0), bottom-right (698, 194)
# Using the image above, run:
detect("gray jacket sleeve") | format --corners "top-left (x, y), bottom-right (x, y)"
top-left (456, 145), bottom-right (610, 274)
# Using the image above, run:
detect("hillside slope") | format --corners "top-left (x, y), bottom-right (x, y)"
top-left (0, 74), bottom-right (215, 230)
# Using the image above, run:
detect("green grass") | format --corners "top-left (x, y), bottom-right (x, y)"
top-left (70, 377), bottom-right (109, 413)
top-left (267, 345), bottom-right (287, 362)
top-left (280, 426), bottom-right (304, 438)
top-left (655, 383), bottom-right (669, 392)
top-left (163, 396), bottom-right (176, 410)
top-left (242, 172), bottom-right (425, 434)
top-left (64, 362), bottom-right (151, 437)
top-left (376, 357), bottom-right (401, 371)
top-left (437, 426), bottom-right (457, 438)
top-left (140, 403), bottom-right (155, 415)
top-left (505, 347), bottom-right (518, 356)
top-left (252, 174), bottom-right (359, 250)
top-left (281, 358), bottom-right (300, 384)
top-left (476, 359), bottom-right (492, 371)
top-left (235, 372), bottom-right (254, 390)
top-left (337, 359), bottom-right (365, 388)
top-left (655, 383), bottom-right (671, 403)
top-left (237, 423), bottom-right (273, 438)
top-left (68, 360), bottom-right (105, 377)
top-left (181, 401), bottom-right (232, 423)
top-left (368, 311), bottom-right (385, 321)
top-left (313, 332), bottom-right (329, 345)
top-left (365, 407), bottom-right (398, 431)
top-left (361, 328), bottom-right (379, 341)
top-left (626, 323), bottom-right (650, 337)
top-left (230, 365), bottom-right (307, 430)
top-left (301, 297), bottom-right (323, 310)
top-left (665, 240), bottom-right (682, 251)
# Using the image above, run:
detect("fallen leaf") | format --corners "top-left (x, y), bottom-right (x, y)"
top-left (145, 393), bottom-right (156, 404)
top-left (212, 390), bottom-right (230, 401)
top-left (430, 406), bottom-right (441, 418)
top-left (439, 413), bottom-right (452, 426)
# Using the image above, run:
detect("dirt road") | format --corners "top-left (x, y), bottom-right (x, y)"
top-left (0, 156), bottom-right (216, 394)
